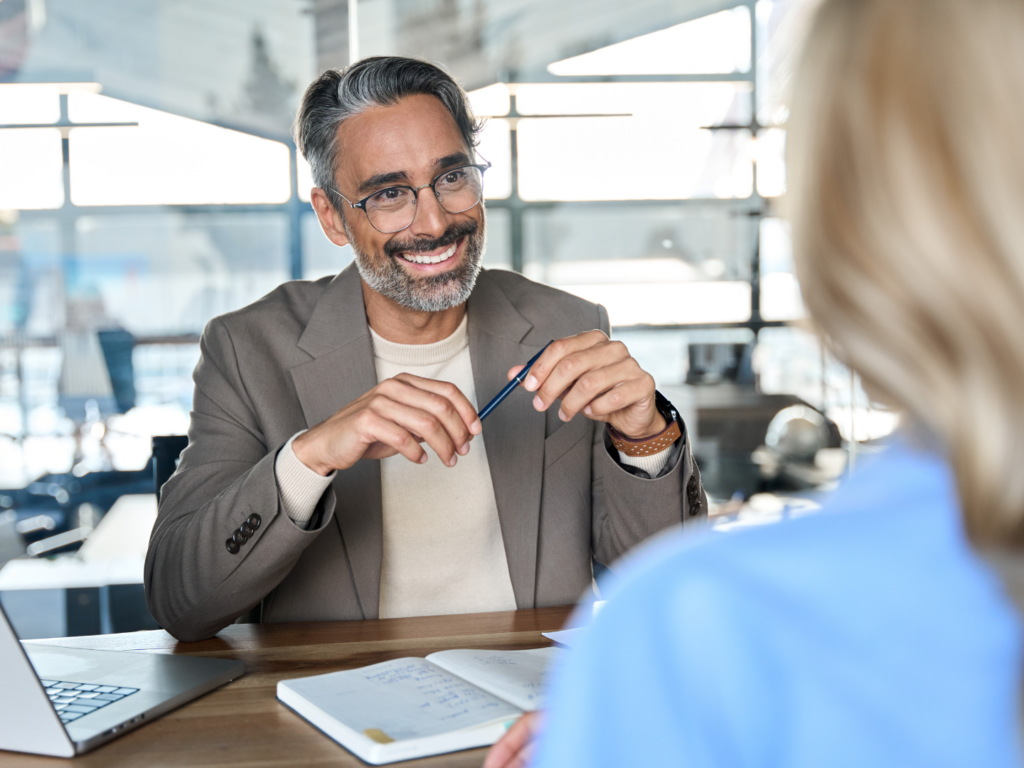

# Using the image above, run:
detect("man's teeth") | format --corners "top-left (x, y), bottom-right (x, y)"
top-left (402, 242), bottom-right (457, 265)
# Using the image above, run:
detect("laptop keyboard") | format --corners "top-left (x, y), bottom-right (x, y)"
top-left (39, 679), bottom-right (140, 724)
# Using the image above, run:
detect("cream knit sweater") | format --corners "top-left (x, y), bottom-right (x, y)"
top-left (272, 313), bottom-right (671, 618)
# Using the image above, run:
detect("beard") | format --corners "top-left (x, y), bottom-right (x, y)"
top-left (347, 212), bottom-right (485, 313)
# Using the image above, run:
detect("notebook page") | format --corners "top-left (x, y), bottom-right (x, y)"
top-left (279, 657), bottom-right (521, 743)
top-left (426, 647), bottom-right (561, 712)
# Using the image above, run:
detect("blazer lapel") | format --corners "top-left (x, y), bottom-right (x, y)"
top-left (289, 263), bottom-right (383, 619)
top-left (468, 272), bottom-right (548, 609)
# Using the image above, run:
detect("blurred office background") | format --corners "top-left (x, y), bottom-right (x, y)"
top-left (0, 0), bottom-right (895, 637)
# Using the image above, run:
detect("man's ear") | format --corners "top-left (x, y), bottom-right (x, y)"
top-left (310, 187), bottom-right (351, 248)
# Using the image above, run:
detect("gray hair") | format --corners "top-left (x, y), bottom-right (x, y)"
top-left (295, 56), bottom-right (484, 211)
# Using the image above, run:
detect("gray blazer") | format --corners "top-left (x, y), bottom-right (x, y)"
top-left (145, 265), bottom-right (706, 641)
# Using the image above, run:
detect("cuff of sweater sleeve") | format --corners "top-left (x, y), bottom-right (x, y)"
top-left (618, 444), bottom-right (673, 476)
top-left (275, 430), bottom-right (335, 525)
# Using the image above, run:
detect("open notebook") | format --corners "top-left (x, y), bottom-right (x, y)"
top-left (277, 647), bottom-right (559, 765)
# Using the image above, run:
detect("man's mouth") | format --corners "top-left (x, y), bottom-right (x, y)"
top-left (397, 238), bottom-right (461, 266)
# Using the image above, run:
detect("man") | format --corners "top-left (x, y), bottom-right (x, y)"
top-left (145, 56), bottom-right (706, 643)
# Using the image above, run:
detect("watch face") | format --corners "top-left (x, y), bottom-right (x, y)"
top-left (654, 390), bottom-right (679, 422)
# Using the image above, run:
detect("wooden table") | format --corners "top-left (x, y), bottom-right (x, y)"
top-left (5, 606), bottom-right (574, 767)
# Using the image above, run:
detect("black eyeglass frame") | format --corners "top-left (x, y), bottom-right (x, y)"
top-left (327, 160), bottom-right (492, 234)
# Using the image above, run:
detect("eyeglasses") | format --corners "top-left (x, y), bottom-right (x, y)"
top-left (328, 161), bottom-right (491, 234)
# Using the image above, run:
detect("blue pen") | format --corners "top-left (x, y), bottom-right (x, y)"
top-left (477, 341), bottom-right (554, 421)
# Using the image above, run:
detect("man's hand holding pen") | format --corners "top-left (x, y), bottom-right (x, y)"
top-left (293, 330), bottom-right (662, 478)
top-left (292, 374), bottom-right (482, 476)
top-left (508, 330), bottom-right (666, 439)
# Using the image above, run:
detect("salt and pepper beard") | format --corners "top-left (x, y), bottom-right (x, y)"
top-left (345, 211), bottom-right (485, 313)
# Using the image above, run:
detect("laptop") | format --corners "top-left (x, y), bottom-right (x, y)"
top-left (0, 601), bottom-right (245, 757)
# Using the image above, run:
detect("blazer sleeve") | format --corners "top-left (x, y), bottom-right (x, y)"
top-left (590, 305), bottom-right (708, 569)
top-left (144, 317), bottom-right (336, 642)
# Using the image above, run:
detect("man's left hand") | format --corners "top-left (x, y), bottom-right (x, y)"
top-left (508, 331), bottom-right (665, 440)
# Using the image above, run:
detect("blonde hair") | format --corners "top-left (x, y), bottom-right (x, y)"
top-left (787, 0), bottom-right (1024, 546)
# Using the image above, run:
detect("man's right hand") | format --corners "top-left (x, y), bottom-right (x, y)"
top-left (292, 373), bottom-right (482, 476)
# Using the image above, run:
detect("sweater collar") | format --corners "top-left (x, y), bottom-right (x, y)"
top-left (369, 312), bottom-right (469, 366)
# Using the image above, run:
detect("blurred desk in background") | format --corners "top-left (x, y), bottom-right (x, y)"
top-left (709, 492), bottom-right (823, 533)
top-left (2, 606), bottom-right (573, 767)
top-left (0, 495), bottom-right (157, 638)
top-left (76, 494), bottom-right (157, 562)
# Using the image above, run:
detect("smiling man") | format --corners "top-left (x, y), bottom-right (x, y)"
top-left (144, 57), bottom-right (706, 642)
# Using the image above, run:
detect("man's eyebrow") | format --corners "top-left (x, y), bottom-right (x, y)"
top-left (435, 152), bottom-right (471, 170)
top-left (356, 154), bottom-right (471, 194)
top-left (358, 170), bottom-right (410, 195)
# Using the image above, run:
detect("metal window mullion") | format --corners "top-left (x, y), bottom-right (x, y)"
top-left (509, 93), bottom-right (524, 274)
top-left (288, 144), bottom-right (304, 280)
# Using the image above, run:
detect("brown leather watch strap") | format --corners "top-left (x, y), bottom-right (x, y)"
top-left (608, 419), bottom-right (682, 457)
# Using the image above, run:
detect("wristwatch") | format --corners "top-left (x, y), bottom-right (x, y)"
top-left (607, 390), bottom-right (682, 457)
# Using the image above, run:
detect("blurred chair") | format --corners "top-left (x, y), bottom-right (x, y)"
top-left (58, 331), bottom-right (119, 421)
top-left (152, 435), bottom-right (188, 500)
top-left (96, 328), bottom-right (137, 414)
top-left (58, 327), bottom-right (136, 422)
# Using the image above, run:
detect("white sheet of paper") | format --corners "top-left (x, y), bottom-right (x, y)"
top-left (539, 600), bottom-right (604, 649)
top-left (541, 628), bottom-right (587, 649)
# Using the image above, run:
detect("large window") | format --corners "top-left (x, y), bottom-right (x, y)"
top-left (523, 205), bottom-right (754, 326)
top-left (0, 0), bottom-right (891, 638)
top-left (0, 0), bottom-right (882, 482)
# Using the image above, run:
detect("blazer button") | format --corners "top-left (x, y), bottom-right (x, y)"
top-left (247, 514), bottom-right (261, 529)
top-left (231, 531), bottom-right (247, 545)
top-left (225, 538), bottom-right (240, 554)
top-left (239, 522), bottom-right (254, 537)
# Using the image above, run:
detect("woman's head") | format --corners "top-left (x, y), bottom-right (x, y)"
top-left (788, 0), bottom-right (1024, 545)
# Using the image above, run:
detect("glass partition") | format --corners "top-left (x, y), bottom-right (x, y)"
top-left (0, 0), bottom-right (869, 637)
top-left (75, 213), bottom-right (291, 334)
top-left (524, 204), bottom-right (754, 325)
top-left (518, 122), bottom-right (753, 202)
top-left (758, 216), bottom-right (803, 322)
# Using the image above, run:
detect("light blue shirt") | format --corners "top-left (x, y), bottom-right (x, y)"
top-left (535, 439), bottom-right (1024, 768)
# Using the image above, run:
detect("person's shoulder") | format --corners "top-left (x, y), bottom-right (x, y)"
top-left (568, 440), bottom-right (1023, 768)
top-left (477, 268), bottom-right (604, 330)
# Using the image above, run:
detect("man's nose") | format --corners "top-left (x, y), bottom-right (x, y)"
top-left (407, 186), bottom-right (450, 241)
